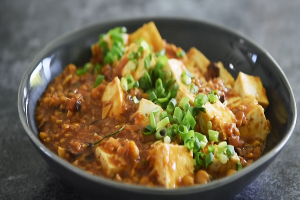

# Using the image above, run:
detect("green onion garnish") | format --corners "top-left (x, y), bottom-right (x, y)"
top-left (143, 125), bottom-right (156, 135)
top-left (189, 83), bottom-right (199, 94)
top-left (208, 93), bottom-right (218, 103)
top-left (150, 112), bottom-right (156, 128)
top-left (121, 77), bottom-right (128, 91)
top-left (208, 145), bottom-right (215, 154)
top-left (179, 97), bottom-right (189, 109)
top-left (237, 162), bottom-right (243, 171)
top-left (173, 107), bottom-right (183, 124)
top-left (181, 73), bottom-right (191, 85)
top-left (176, 50), bottom-right (186, 58)
top-left (205, 152), bottom-right (214, 167)
top-left (195, 93), bottom-right (208, 108)
top-left (144, 55), bottom-right (151, 70)
top-left (94, 75), bottom-right (104, 88)
top-left (126, 74), bottom-right (135, 90)
top-left (160, 111), bottom-right (168, 120)
top-left (171, 84), bottom-right (179, 98)
top-left (155, 127), bottom-right (167, 140)
top-left (132, 96), bottom-right (139, 104)
top-left (156, 117), bottom-right (170, 130)
top-left (208, 129), bottom-right (219, 142)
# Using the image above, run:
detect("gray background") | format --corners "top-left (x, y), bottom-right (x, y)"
top-left (1, 0), bottom-right (299, 199)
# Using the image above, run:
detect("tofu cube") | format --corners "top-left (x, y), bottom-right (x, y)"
top-left (147, 142), bottom-right (194, 188)
top-left (196, 100), bottom-right (236, 140)
top-left (234, 72), bottom-right (269, 109)
top-left (95, 138), bottom-right (140, 177)
top-left (134, 98), bottom-right (163, 127)
top-left (216, 62), bottom-right (235, 88)
top-left (163, 59), bottom-right (196, 104)
top-left (101, 77), bottom-right (125, 118)
top-left (129, 21), bottom-right (163, 52)
top-left (185, 47), bottom-right (210, 76)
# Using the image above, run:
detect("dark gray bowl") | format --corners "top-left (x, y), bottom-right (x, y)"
top-left (18, 18), bottom-right (296, 200)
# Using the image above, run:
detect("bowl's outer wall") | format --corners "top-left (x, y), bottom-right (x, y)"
top-left (19, 18), bottom-right (296, 199)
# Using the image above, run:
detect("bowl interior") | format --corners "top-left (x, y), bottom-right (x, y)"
top-left (18, 18), bottom-right (296, 197)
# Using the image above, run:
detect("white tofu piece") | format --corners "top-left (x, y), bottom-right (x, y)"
top-left (147, 142), bottom-right (194, 188)
top-left (234, 72), bottom-right (269, 109)
top-left (185, 47), bottom-right (210, 76)
top-left (227, 97), bottom-right (270, 142)
top-left (216, 62), bottom-right (235, 88)
top-left (208, 152), bottom-right (240, 177)
top-left (163, 59), bottom-right (196, 104)
top-left (95, 146), bottom-right (122, 177)
top-left (134, 98), bottom-right (163, 127)
top-left (95, 138), bottom-right (140, 177)
top-left (238, 99), bottom-right (270, 142)
top-left (196, 100), bottom-right (236, 140)
top-left (101, 77), bottom-right (125, 118)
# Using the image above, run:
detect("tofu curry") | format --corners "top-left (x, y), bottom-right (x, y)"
top-left (36, 22), bottom-right (271, 188)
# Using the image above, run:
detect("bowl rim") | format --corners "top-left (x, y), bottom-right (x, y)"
top-left (18, 16), bottom-right (297, 195)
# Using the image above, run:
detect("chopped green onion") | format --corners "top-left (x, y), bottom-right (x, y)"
top-left (168, 124), bottom-right (179, 138)
top-left (184, 130), bottom-right (195, 144)
top-left (148, 91), bottom-right (157, 101)
top-left (164, 136), bottom-right (171, 143)
top-left (133, 81), bottom-right (139, 88)
top-left (193, 137), bottom-right (201, 154)
top-left (205, 152), bottom-right (214, 167)
top-left (132, 96), bottom-right (139, 104)
top-left (176, 50), bottom-right (186, 58)
top-left (160, 111), bottom-right (168, 120)
top-left (195, 152), bottom-right (204, 166)
top-left (224, 145), bottom-right (235, 158)
top-left (219, 153), bottom-right (228, 164)
top-left (167, 114), bottom-right (173, 123)
top-left (179, 97), bottom-right (190, 109)
top-left (155, 78), bottom-right (165, 97)
top-left (150, 112), bottom-right (156, 128)
top-left (156, 117), bottom-right (170, 130)
top-left (144, 71), bottom-right (152, 88)
top-left (178, 125), bottom-right (188, 136)
top-left (76, 63), bottom-right (92, 76)
top-left (207, 121), bottom-right (212, 130)
top-left (208, 93), bottom-right (218, 103)
top-left (144, 55), bottom-right (151, 70)
top-left (180, 117), bottom-right (191, 130)
top-left (208, 145), bottom-right (215, 154)
top-left (155, 56), bottom-right (168, 70)
top-left (126, 60), bottom-right (137, 71)
top-left (173, 107), bottom-right (183, 124)
top-left (218, 141), bottom-right (227, 152)
top-left (156, 49), bottom-right (166, 57)
top-left (126, 74), bottom-right (135, 90)
top-left (183, 110), bottom-right (196, 129)
top-left (181, 74), bottom-right (191, 85)
top-left (94, 75), bottom-right (104, 88)
top-left (209, 130), bottom-right (219, 142)
top-left (183, 102), bottom-right (190, 112)
top-left (194, 93), bottom-right (208, 108)
top-left (152, 107), bottom-right (160, 115)
top-left (155, 127), bottom-right (167, 140)
top-left (185, 70), bottom-right (194, 78)
top-left (121, 77), bottom-right (128, 91)
top-left (171, 84), bottom-right (179, 98)
top-left (94, 63), bottom-right (102, 74)
top-left (143, 125), bottom-right (155, 135)
top-left (157, 91), bottom-right (171, 103)
top-left (237, 162), bottom-right (243, 171)
top-left (189, 83), bottom-right (199, 94)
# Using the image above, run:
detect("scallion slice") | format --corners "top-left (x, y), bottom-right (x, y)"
top-left (150, 112), bottom-right (156, 128)
top-left (164, 135), bottom-right (171, 143)
top-left (173, 107), bottom-right (183, 124)
top-left (208, 93), bottom-right (218, 103)
top-left (156, 117), bottom-right (170, 130)
top-left (205, 152), bottom-right (214, 167)
top-left (237, 162), bottom-right (243, 171)
top-left (208, 145), bottom-right (215, 154)
top-left (179, 97), bottom-right (189, 109)
top-left (144, 55), bottom-right (151, 70)
top-left (94, 75), bottom-right (104, 88)
top-left (155, 127), bottom-right (167, 140)
top-left (209, 129), bottom-right (219, 142)
top-left (181, 74), bottom-right (191, 85)
top-left (194, 93), bottom-right (208, 108)
top-left (121, 77), bottom-right (128, 91)
top-left (143, 125), bottom-right (155, 135)
top-left (160, 111), bottom-right (168, 120)
top-left (132, 96), bottom-right (139, 104)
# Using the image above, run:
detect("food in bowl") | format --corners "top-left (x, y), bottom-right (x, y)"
top-left (35, 21), bottom-right (271, 188)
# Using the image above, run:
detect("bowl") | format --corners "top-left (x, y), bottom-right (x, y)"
top-left (18, 17), bottom-right (297, 200)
